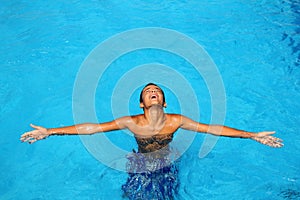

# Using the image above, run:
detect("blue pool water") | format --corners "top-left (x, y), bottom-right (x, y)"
top-left (1, 0), bottom-right (300, 199)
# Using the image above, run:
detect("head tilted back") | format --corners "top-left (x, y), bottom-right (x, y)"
top-left (139, 83), bottom-right (166, 104)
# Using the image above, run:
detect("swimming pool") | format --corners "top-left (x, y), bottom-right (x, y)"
top-left (1, 0), bottom-right (300, 199)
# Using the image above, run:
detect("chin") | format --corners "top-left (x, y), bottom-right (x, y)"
top-left (150, 103), bottom-right (163, 107)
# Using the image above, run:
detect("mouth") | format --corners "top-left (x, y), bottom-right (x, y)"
top-left (150, 94), bottom-right (158, 100)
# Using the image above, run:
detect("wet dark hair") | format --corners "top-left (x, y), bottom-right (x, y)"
top-left (139, 83), bottom-right (166, 103)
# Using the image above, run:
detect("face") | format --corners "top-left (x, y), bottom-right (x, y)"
top-left (140, 85), bottom-right (166, 109)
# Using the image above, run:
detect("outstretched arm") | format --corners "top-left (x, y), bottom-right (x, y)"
top-left (179, 115), bottom-right (283, 148)
top-left (20, 117), bottom-right (130, 144)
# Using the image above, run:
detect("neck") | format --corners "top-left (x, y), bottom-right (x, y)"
top-left (144, 104), bottom-right (166, 130)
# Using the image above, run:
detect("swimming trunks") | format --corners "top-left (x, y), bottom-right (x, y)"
top-left (122, 134), bottom-right (179, 200)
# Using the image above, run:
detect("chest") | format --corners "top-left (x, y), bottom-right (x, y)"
top-left (131, 115), bottom-right (180, 137)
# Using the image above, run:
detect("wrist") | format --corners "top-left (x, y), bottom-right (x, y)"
top-left (246, 132), bottom-right (256, 138)
top-left (47, 128), bottom-right (55, 136)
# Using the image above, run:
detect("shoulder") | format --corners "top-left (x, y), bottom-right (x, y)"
top-left (166, 114), bottom-right (197, 126)
top-left (166, 114), bottom-right (184, 124)
top-left (166, 113), bottom-right (184, 118)
top-left (115, 115), bottom-right (143, 124)
top-left (166, 113), bottom-right (182, 118)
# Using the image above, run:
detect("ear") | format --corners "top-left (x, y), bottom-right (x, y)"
top-left (163, 102), bottom-right (167, 108)
top-left (140, 102), bottom-right (144, 108)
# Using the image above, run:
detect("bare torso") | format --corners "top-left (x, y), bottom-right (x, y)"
top-left (126, 105), bottom-right (181, 137)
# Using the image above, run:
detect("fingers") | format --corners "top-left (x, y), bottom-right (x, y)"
top-left (30, 124), bottom-right (42, 130)
top-left (27, 138), bottom-right (37, 144)
top-left (20, 124), bottom-right (44, 144)
top-left (267, 140), bottom-right (283, 148)
top-left (20, 134), bottom-right (44, 144)
top-left (20, 124), bottom-right (39, 142)
top-left (29, 139), bottom-right (37, 144)
top-left (258, 131), bottom-right (276, 137)
top-left (20, 132), bottom-right (28, 139)
top-left (20, 131), bottom-right (32, 141)
top-left (20, 135), bottom-right (36, 144)
top-left (273, 137), bottom-right (284, 147)
top-left (264, 131), bottom-right (275, 135)
top-left (20, 128), bottom-right (39, 144)
top-left (253, 135), bottom-right (284, 148)
top-left (20, 131), bottom-right (33, 142)
top-left (270, 136), bottom-right (283, 143)
top-left (265, 137), bottom-right (283, 148)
